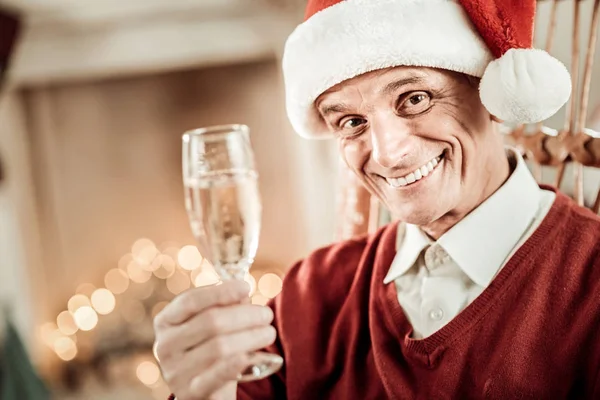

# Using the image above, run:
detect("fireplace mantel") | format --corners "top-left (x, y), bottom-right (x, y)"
top-left (3, 0), bottom-right (301, 86)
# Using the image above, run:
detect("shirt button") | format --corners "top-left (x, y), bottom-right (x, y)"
top-left (429, 308), bottom-right (444, 321)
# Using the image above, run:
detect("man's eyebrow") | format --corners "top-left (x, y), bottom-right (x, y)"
top-left (381, 76), bottom-right (425, 96)
top-left (318, 102), bottom-right (352, 117)
top-left (317, 75), bottom-right (426, 117)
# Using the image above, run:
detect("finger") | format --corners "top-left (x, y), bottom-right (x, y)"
top-left (155, 280), bottom-right (250, 327)
top-left (172, 304), bottom-right (274, 351)
top-left (188, 353), bottom-right (251, 398)
top-left (240, 296), bottom-right (251, 305)
top-left (179, 326), bottom-right (277, 377)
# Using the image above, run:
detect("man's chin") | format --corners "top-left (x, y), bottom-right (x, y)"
top-left (391, 206), bottom-right (446, 227)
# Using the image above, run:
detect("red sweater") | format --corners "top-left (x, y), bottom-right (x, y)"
top-left (237, 191), bottom-right (600, 399)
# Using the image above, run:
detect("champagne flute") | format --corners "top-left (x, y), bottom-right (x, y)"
top-left (182, 124), bottom-right (283, 382)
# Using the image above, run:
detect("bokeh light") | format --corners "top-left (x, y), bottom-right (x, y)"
top-left (251, 294), bottom-right (269, 306)
top-left (118, 253), bottom-right (134, 271)
top-left (132, 238), bottom-right (160, 267)
top-left (257, 273), bottom-right (283, 299)
top-left (73, 306), bottom-right (99, 331)
top-left (127, 260), bottom-right (152, 283)
top-left (53, 336), bottom-right (78, 361)
top-left (151, 254), bottom-right (175, 275)
top-left (153, 256), bottom-right (176, 279)
top-left (161, 246), bottom-right (180, 260)
top-left (56, 311), bottom-right (78, 336)
top-left (200, 258), bottom-right (214, 270)
top-left (67, 294), bottom-right (91, 314)
top-left (192, 269), bottom-right (220, 288)
top-left (75, 283), bottom-right (96, 297)
top-left (145, 254), bottom-right (161, 272)
top-left (166, 270), bottom-right (191, 295)
top-left (136, 361), bottom-right (161, 386)
top-left (104, 268), bottom-right (130, 294)
top-left (39, 323), bottom-right (61, 347)
top-left (192, 258), bottom-right (220, 287)
top-left (132, 238), bottom-right (155, 257)
top-left (138, 247), bottom-right (160, 268)
top-left (190, 268), bottom-right (201, 284)
top-left (177, 245), bottom-right (203, 271)
top-left (91, 288), bottom-right (116, 315)
top-left (39, 322), bottom-right (57, 337)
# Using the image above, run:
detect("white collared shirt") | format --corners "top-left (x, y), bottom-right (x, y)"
top-left (384, 148), bottom-right (556, 339)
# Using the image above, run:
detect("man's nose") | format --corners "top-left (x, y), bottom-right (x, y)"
top-left (370, 115), bottom-right (411, 169)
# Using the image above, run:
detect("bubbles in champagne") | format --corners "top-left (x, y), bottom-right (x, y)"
top-left (184, 170), bottom-right (261, 277)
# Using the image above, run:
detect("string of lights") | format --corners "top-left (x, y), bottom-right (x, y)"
top-left (38, 238), bottom-right (283, 398)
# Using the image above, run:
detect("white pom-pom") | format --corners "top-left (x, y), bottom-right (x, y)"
top-left (479, 48), bottom-right (571, 124)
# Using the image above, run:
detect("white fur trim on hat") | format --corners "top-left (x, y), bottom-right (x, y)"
top-left (282, 0), bottom-right (493, 139)
top-left (479, 48), bottom-right (572, 124)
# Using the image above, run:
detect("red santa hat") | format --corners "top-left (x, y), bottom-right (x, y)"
top-left (282, 0), bottom-right (572, 139)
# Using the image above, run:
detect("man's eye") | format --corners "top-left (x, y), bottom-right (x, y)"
top-left (409, 94), bottom-right (427, 105)
top-left (399, 92), bottom-right (431, 114)
top-left (340, 117), bottom-right (366, 130)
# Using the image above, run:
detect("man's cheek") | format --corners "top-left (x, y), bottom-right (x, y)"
top-left (340, 141), bottom-right (366, 169)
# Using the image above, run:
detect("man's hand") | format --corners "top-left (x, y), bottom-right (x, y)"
top-left (153, 280), bottom-right (276, 400)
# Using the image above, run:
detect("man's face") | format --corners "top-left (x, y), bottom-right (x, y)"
top-left (317, 67), bottom-right (501, 227)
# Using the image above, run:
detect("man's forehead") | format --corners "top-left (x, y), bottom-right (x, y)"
top-left (316, 67), bottom-right (433, 110)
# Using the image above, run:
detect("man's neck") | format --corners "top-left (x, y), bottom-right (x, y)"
top-left (421, 148), bottom-right (512, 240)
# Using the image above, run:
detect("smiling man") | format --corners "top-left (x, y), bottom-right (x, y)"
top-left (316, 68), bottom-right (510, 238)
top-left (156, 1), bottom-right (600, 399)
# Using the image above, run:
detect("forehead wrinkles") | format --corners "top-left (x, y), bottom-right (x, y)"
top-left (318, 85), bottom-right (373, 115)
top-left (317, 67), bottom-right (453, 117)
top-left (320, 68), bottom-right (435, 102)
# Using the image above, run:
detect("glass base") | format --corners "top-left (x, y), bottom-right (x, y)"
top-left (237, 351), bottom-right (284, 382)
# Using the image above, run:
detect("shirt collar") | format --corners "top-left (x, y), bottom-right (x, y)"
top-left (383, 223), bottom-right (431, 284)
top-left (384, 147), bottom-right (542, 287)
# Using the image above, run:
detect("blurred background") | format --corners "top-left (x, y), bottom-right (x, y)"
top-left (0, 0), bottom-right (599, 399)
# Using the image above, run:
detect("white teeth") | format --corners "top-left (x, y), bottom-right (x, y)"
top-left (386, 155), bottom-right (443, 188)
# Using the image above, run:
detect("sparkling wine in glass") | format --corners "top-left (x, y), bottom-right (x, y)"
top-left (182, 124), bottom-right (283, 381)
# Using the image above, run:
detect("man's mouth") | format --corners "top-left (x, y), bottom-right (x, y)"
top-left (386, 153), bottom-right (443, 188)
